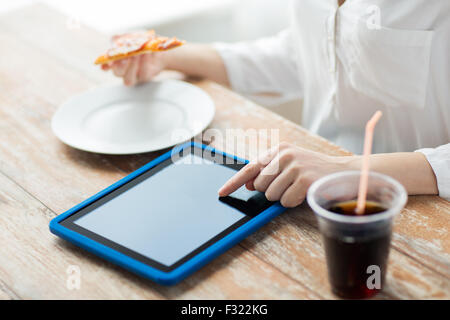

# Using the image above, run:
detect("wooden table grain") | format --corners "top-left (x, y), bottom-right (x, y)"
top-left (0, 4), bottom-right (448, 300)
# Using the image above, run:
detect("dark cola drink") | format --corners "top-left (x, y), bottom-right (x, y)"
top-left (323, 200), bottom-right (390, 299)
top-left (307, 172), bottom-right (407, 300)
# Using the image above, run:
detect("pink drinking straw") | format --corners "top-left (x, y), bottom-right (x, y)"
top-left (356, 111), bottom-right (383, 215)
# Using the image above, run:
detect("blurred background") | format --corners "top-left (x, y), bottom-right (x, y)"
top-left (0, 0), bottom-right (301, 123)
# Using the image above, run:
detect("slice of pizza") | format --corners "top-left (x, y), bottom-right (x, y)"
top-left (94, 30), bottom-right (185, 65)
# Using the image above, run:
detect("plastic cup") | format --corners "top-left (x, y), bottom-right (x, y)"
top-left (307, 171), bottom-right (407, 299)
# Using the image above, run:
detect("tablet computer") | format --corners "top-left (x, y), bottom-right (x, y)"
top-left (50, 142), bottom-right (286, 285)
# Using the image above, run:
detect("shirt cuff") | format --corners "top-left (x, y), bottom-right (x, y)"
top-left (211, 42), bottom-right (248, 93)
top-left (415, 145), bottom-right (450, 201)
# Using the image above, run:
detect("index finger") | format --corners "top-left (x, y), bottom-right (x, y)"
top-left (218, 162), bottom-right (265, 197)
top-left (101, 62), bottom-right (112, 70)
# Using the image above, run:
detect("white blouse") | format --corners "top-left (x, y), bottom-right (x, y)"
top-left (213, 0), bottom-right (450, 200)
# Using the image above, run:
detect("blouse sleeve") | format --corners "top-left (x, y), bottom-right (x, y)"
top-left (212, 28), bottom-right (302, 100)
top-left (415, 143), bottom-right (450, 201)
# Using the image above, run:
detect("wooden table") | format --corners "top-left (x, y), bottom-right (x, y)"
top-left (0, 4), bottom-right (449, 300)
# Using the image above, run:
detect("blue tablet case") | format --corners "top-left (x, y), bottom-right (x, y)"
top-left (49, 142), bottom-right (286, 285)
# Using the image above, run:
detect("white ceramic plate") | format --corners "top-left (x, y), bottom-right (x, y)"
top-left (52, 80), bottom-right (215, 154)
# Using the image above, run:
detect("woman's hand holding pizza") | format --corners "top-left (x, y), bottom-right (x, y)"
top-left (101, 53), bottom-right (167, 86)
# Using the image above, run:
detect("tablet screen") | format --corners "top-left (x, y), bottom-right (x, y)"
top-left (61, 147), bottom-right (272, 271)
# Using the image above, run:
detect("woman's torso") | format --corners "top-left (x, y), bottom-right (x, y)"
top-left (291, 0), bottom-right (450, 153)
